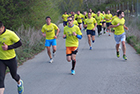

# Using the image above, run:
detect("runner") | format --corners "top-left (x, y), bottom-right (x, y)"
top-left (41, 16), bottom-right (60, 63)
top-left (104, 9), bottom-right (112, 36)
top-left (95, 11), bottom-right (103, 37)
top-left (63, 16), bottom-right (82, 75)
top-left (62, 11), bottom-right (69, 27)
top-left (102, 11), bottom-right (106, 33)
top-left (76, 11), bottom-right (83, 30)
top-left (110, 10), bottom-right (128, 60)
top-left (0, 21), bottom-right (24, 94)
top-left (84, 12), bottom-right (97, 50)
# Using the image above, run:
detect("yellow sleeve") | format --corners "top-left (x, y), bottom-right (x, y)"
top-left (10, 31), bottom-right (20, 43)
top-left (41, 25), bottom-right (45, 33)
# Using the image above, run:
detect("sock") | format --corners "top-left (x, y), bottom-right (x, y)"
top-left (72, 59), bottom-right (76, 70)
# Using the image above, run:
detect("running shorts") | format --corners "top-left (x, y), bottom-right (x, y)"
top-left (86, 30), bottom-right (95, 36)
top-left (63, 21), bottom-right (67, 26)
top-left (114, 32), bottom-right (126, 44)
top-left (45, 39), bottom-right (57, 47)
top-left (66, 47), bottom-right (78, 56)
top-left (106, 22), bottom-right (112, 27)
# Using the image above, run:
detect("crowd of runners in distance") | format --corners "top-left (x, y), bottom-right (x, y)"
top-left (61, 9), bottom-right (128, 61)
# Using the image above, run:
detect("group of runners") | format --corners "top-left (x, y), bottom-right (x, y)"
top-left (0, 8), bottom-right (128, 94)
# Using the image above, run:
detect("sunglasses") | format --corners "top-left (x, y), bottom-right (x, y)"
top-left (67, 20), bottom-right (72, 22)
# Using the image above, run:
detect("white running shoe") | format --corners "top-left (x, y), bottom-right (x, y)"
top-left (49, 58), bottom-right (53, 63)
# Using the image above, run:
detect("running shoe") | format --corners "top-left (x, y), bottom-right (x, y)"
top-left (89, 47), bottom-right (92, 50)
top-left (71, 70), bottom-right (75, 75)
top-left (49, 58), bottom-right (53, 63)
top-left (53, 52), bottom-right (56, 57)
top-left (123, 55), bottom-right (127, 60)
top-left (18, 80), bottom-right (24, 94)
top-left (117, 51), bottom-right (120, 58)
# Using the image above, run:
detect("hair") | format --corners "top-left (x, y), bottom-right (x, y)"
top-left (117, 10), bottom-right (122, 17)
top-left (0, 21), bottom-right (4, 28)
top-left (45, 16), bottom-right (51, 20)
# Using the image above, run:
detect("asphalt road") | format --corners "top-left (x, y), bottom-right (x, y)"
top-left (4, 23), bottom-right (140, 94)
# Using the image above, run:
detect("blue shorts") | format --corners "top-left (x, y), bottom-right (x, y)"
top-left (114, 32), bottom-right (126, 44)
top-left (106, 22), bottom-right (112, 27)
top-left (45, 39), bottom-right (57, 47)
top-left (86, 30), bottom-right (95, 36)
top-left (63, 21), bottom-right (67, 26)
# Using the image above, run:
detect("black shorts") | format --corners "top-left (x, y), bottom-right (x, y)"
top-left (86, 30), bottom-right (95, 36)
top-left (102, 21), bottom-right (106, 24)
top-left (106, 22), bottom-right (112, 27)
top-left (63, 21), bottom-right (67, 26)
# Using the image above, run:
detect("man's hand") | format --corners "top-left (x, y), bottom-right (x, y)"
top-left (2, 43), bottom-right (8, 50)
top-left (63, 34), bottom-right (66, 38)
top-left (92, 28), bottom-right (95, 31)
top-left (117, 23), bottom-right (120, 26)
top-left (73, 32), bottom-right (77, 36)
top-left (42, 33), bottom-right (46, 37)
top-left (54, 35), bottom-right (57, 39)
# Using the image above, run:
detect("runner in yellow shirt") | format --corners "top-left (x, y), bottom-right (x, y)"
top-left (104, 9), bottom-right (113, 36)
top-left (110, 11), bottom-right (128, 60)
top-left (83, 11), bottom-right (87, 30)
top-left (63, 16), bottom-right (82, 75)
top-left (102, 11), bottom-right (106, 33)
top-left (84, 12), bottom-right (97, 50)
top-left (76, 11), bottom-right (83, 30)
top-left (111, 10), bottom-right (120, 33)
top-left (62, 11), bottom-right (69, 27)
top-left (41, 16), bottom-right (60, 63)
top-left (95, 11), bottom-right (103, 37)
top-left (0, 21), bottom-right (24, 94)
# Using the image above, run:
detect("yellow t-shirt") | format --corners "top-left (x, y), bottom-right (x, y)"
top-left (41, 23), bottom-right (58, 39)
top-left (92, 13), bottom-right (96, 18)
top-left (102, 14), bottom-right (106, 21)
top-left (62, 14), bottom-right (69, 21)
top-left (64, 25), bottom-right (82, 47)
top-left (76, 14), bottom-right (83, 23)
top-left (84, 18), bottom-right (97, 30)
top-left (111, 17), bottom-right (125, 35)
top-left (105, 13), bottom-right (112, 23)
top-left (95, 15), bottom-right (103, 25)
top-left (0, 29), bottom-right (20, 60)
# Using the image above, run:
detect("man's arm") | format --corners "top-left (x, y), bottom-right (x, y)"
top-left (110, 23), bottom-right (120, 28)
top-left (54, 28), bottom-right (60, 39)
top-left (2, 40), bottom-right (22, 50)
top-left (124, 25), bottom-right (129, 30)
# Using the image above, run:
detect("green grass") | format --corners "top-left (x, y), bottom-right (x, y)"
top-left (125, 17), bottom-right (140, 54)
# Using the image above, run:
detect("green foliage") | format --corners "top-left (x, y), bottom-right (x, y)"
top-left (126, 35), bottom-right (140, 54)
